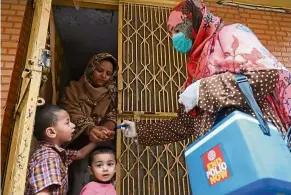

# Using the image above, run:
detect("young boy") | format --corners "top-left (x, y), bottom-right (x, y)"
top-left (80, 146), bottom-right (117, 195)
top-left (24, 105), bottom-right (112, 195)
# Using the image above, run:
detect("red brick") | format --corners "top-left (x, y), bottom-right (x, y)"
top-left (1, 69), bottom-right (13, 76)
top-left (1, 10), bottom-right (16, 16)
top-left (269, 26), bottom-right (281, 31)
top-left (250, 14), bottom-right (261, 19)
top-left (281, 27), bottom-right (291, 32)
top-left (1, 55), bottom-right (15, 62)
top-left (1, 48), bottom-right (8, 54)
top-left (1, 34), bottom-right (10, 40)
top-left (2, 41), bottom-right (18, 48)
top-left (272, 36), bottom-right (283, 41)
top-left (280, 22), bottom-right (291, 27)
top-left (283, 17), bottom-right (291, 22)
top-left (16, 11), bottom-right (25, 16)
top-left (227, 9), bottom-right (238, 14)
top-left (11, 5), bottom-right (26, 11)
top-left (253, 29), bottom-right (264, 34)
top-left (1, 22), bottom-right (13, 28)
top-left (282, 52), bottom-right (291, 57)
top-left (279, 41), bottom-right (291, 47)
top-left (267, 41), bottom-right (280, 46)
top-left (247, 24), bottom-right (269, 30)
top-left (3, 62), bottom-right (15, 68)
top-left (216, 7), bottom-right (228, 13)
top-left (4, 28), bottom-right (21, 35)
top-left (233, 7), bottom-right (242, 12)
top-left (225, 14), bottom-right (235, 18)
top-left (1, 84), bottom-right (10, 92)
top-left (13, 23), bottom-right (22, 28)
top-left (272, 52), bottom-right (282, 56)
top-left (287, 48), bottom-right (291, 52)
top-left (274, 47), bottom-right (287, 52)
top-left (277, 56), bottom-right (284, 61)
top-left (1, 16), bottom-right (7, 22)
top-left (1, 92), bottom-right (8, 100)
top-left (239, 13), bottom-right (250, 18)
top-left (10, 35), bottom-right (20, 41)
top-left (265, 30), bottom-right (276, 35)
top-left (18, 0), bottom-right (28, 5)
top-left (1, 4), bottom-right (10, 9)
top-left (257, 34), bottom-right (271, 40)
top-left (276, 31), bottom-right (287, 36)
top-left (244, 9), bottom-right (263, 14)
top-left (8, 49), bottom-right (17, 55)
top-left (2, 0), bottom-right (20, 3)
top-left (268, 21), bottom-right (278, 25)
top-left (272, 16), bottom-right (283, 21)
top-left (7, 16), bottom-right (23, 22)
top-left (262, 15), bottom-right (272, 20)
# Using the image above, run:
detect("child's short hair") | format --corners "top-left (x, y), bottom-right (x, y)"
top-left (34, 105), bottom-right (64, 141)
top-left (89, 145), bottom-right (116, 166)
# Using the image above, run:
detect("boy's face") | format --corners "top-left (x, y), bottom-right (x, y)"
top-left (89, 153), bottom-right (116, 182)
top-left (53, 110), bottom-right (76, 144)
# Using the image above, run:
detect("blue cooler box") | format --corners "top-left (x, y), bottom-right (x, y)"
top-left (185, 111), bottom-right (291, 195)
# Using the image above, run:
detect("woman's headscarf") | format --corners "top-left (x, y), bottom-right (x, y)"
top-left (167, 1), bottom-right (291, 125)
top-left (84, 52), bottom-right (118, 104)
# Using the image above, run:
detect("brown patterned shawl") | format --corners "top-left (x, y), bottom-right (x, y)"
top-left (59, 53), bottom-right (118, 147)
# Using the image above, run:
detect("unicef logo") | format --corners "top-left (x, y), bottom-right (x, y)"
top-left (207, 150), bottom-right (216, 161)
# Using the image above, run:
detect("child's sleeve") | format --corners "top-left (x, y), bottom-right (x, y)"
top-left (28, 157), bottom-right (62, 193)
top-left (65, 149), bottom-right (78, 165)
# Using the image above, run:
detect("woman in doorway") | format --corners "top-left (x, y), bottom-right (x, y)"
top-left (59, 53), bottom-right (118, 195)
top-left (120, 0), bottom-right (291, 146)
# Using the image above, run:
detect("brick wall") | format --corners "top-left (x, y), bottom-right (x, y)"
top-left (1, 0), bottom-right (33, 174)
top-left (204, 0), bottom-right (291, 68)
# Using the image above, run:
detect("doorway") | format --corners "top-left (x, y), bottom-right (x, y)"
top-left (52, 6), bottom-right (118, 99)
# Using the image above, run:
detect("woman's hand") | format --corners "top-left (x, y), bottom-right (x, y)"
top-left (178, 80), bottom-right (200, 112)
top-left (120, 120), bottom-right (137, 138)
top-left (88, 126), bottom-right (115, 142)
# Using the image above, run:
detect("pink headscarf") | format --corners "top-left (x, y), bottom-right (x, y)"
top-left (167, 1), bottom-right (291, 127)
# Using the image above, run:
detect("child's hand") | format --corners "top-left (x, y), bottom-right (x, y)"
top-left (88, 126), bottom-right (115, 143)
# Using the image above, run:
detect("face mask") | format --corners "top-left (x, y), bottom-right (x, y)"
top-left (172, 32), bottom-right (193, 53)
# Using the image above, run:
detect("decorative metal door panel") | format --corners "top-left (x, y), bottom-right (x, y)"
top-left (117, 2), bottom-right (195, 195)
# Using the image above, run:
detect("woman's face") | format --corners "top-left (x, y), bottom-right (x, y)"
top-left (91, 60), bottom-right (114, 87)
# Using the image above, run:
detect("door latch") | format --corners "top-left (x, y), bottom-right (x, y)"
top-left (39, 49), bottom-right (51, 75)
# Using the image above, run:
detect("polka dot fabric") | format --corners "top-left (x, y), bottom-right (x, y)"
top-left (136, 70), bottom-right (287, 146)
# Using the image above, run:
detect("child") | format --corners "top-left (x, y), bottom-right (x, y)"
top-left (24, 105), bottom-right (113, 195)
top-left (80, 146), bottom-right (117, 195)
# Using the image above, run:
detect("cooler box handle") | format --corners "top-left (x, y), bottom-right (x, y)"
top-left (235, 74), bottom-right (270, 136)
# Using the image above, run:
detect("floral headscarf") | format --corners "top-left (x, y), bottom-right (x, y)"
top-left (167, 1), bottom-right (291, 126)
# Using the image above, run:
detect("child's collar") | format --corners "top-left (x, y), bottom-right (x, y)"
top-left (94, 178), bottom-right (112, 184)
top-left (38, 141), bottom-right (65, 153)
